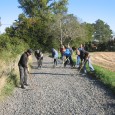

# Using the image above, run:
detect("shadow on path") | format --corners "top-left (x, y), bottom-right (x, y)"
top-left (30, 72), bottom-right (74, 76)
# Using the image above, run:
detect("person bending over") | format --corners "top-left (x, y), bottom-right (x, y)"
top-left (18, 49), bottom-right (32, 89)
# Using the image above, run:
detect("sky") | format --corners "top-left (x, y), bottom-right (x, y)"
top-left (0, 0), bottom-right (115, 34)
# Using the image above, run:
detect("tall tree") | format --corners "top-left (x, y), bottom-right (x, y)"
top-left (93, 19), bottom-right (112, 42)
top-left (81, 22), bottom-right (95, 44)
top-left (49, 14), bottom-right (86, 45)
top-left (18, 0), bottom-right (68, 18)
top-left (17, 0), bottom-right (68, 49)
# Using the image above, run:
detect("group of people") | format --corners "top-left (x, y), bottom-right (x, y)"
top-left (52, 43), bottom-right (95, 74)
top-left (18, 44), bottom-right (94, 89)
top-left (52, 45), bottom-right (74, 68)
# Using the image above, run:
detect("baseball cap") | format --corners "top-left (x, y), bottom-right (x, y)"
top-left (27, 49), bottom-right (33, 54)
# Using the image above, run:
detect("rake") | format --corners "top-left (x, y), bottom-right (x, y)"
top-left (76, 60), bottom-right (87, 76)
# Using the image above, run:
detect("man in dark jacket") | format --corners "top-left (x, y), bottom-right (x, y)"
top-left (81, 50), bottom-right (95, 75)
top-left (18, 49), bottom-right (32, 89)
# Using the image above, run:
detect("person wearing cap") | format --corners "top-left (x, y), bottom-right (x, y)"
top-left (18, 49), bottom-right (32, 89)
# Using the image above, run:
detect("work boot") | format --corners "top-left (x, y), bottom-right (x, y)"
top-left (24, 83), bottom-right (29, 86)
top-left (21, 85), bottom-right (25, 89)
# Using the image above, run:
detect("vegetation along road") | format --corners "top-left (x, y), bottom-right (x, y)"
top-left (0, 55), bottom-right (115, 115)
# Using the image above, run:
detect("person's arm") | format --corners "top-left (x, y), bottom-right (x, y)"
top-left (85, 51), bottom-right (90, 60)
top-left (77, 49), bottom-right (80, 55)
top-left (52, 51), bottom-right (55, 58)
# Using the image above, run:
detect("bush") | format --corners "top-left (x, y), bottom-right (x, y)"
top-left (0, 34), bottom-right (29, 61)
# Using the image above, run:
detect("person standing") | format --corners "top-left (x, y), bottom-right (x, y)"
top-left (18, 49), bottom-right (32, 89)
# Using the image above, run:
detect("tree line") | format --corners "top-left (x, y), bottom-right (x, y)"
top-left (0, 0), bottom-right (114, 56)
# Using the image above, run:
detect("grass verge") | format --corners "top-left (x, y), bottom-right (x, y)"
top-left (87, 64), bottom-right (115, 93)
top-left (0, 71), bottom-right (19, 100)
top-left (72, 54), bottom-right (115, 93)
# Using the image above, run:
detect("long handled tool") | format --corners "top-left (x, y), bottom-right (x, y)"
top-left (62, 56), bottom-right (70, 67)
top-left (26, 68), bottom-right (35, 90)
top-left (76, 60), bottom-right (87, 76)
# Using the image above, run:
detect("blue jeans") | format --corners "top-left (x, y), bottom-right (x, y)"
top-left (76, 55), bottom-right (81, 67)
top-left (83, 58), bottom-right (94, 73)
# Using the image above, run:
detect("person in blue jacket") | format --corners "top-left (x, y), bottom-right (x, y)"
top-left (51, 48), bottom-right (58, 67)
top-left (63, 46), bottom-right (74, 67)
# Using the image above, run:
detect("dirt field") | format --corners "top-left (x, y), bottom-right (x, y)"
top-left (91, 52), bottom-right (115, 72)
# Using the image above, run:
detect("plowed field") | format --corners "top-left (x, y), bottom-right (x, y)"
top-left (91, 52), bottom-right (115, 72)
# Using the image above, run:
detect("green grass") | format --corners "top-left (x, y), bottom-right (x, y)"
top-left (86, 64), bottom-right (115, 93)
top-left (0, 71), bottom-right (19, 100)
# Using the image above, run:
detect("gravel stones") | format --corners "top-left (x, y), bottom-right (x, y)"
top-left (0, 55), bottom-right (115, 115)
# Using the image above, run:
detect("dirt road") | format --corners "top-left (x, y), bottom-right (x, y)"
top-left (0, 55), bottom-right (115, 115)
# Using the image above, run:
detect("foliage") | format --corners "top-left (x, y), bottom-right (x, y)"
top-left (5, 0), bottom-right (69, 50)
top-left (18, 0), bottom-right (68, 17)
top-left (0, 34), bottom-right (28, 60)
top-left (49, 14), bottom-right (86, 46)
top-left (82, 22), bottom-right (94, 42)
top-left (16, 0), bottom-right (68, 50)
top-left (93, 19), bottom-right (112, 42)
top-left (3, 1), bottom-right (114, 52)
top-left (84, 39), bottom-right (115, 52)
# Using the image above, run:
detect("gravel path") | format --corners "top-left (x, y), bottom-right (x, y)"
top-left (0, 55), bottom-right (115, 115)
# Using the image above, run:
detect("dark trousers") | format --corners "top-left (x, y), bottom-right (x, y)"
top-left (18, 65), bottom-right (28, 87)
top-left (54, 58), bottom-right (58, 66)
top-left (37, 58), bottom-right (43, 68)
top-left (64, 56), bottom-right (74, 67)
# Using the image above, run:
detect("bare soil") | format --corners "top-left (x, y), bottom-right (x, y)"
top-left (91, 52), bottom-right (115, 72)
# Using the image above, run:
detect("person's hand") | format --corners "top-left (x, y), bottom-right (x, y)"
top-left (86, 55), bottom-right (90, 60)
top-left (87, 55), bottom-right (90, 59)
